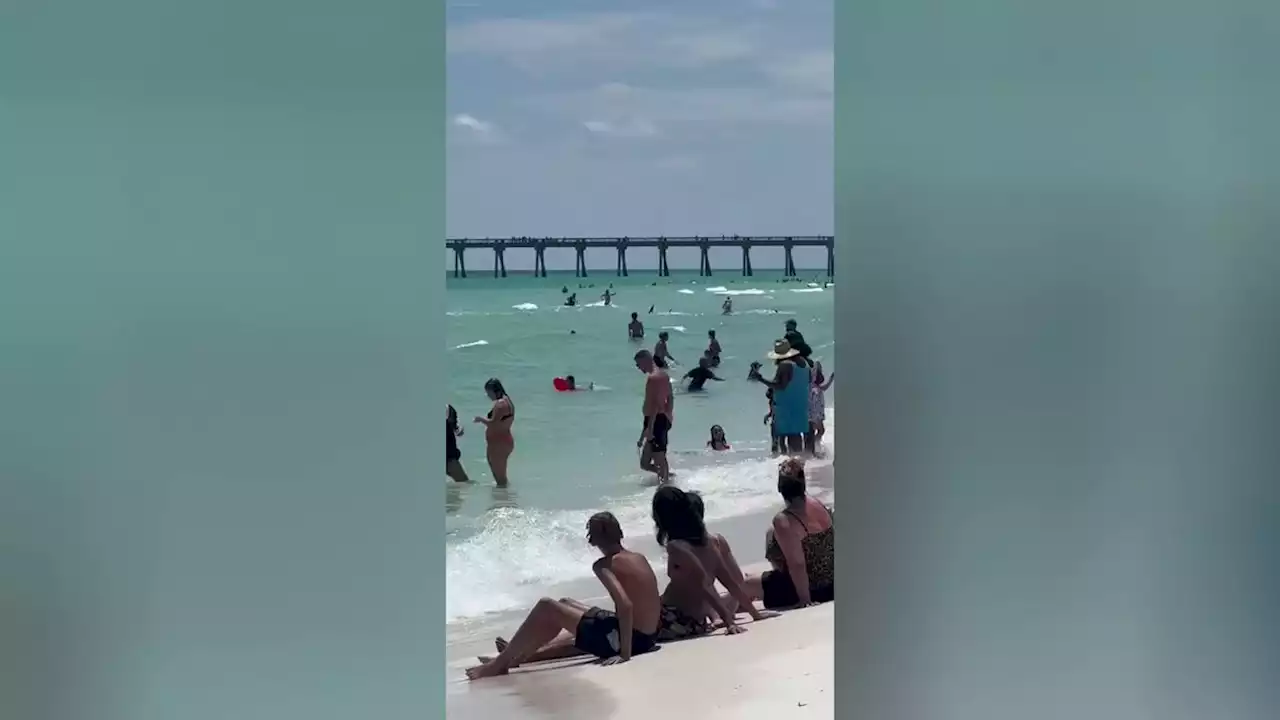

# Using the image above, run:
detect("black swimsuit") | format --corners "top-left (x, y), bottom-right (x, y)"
top-left (446, 406), bottom-right (461, 463)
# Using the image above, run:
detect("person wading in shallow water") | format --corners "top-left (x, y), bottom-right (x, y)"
top-left (628, 312), bottom-right (645, 340)
top-left (634, 349), bottom-right (673, 484)
top-left (473, 378), bottom-right (515, 486)
top-left (446, 404), bottom-right (470, 483)
top-left (750, 340), bottom-right (811, 455)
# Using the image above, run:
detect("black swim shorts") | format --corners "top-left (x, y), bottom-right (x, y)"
top-left (573, 607), bottom-right (659, 660)
top-left (642, 413), bottom-right (671, 454)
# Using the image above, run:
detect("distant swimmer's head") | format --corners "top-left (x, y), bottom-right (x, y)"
top-left (633, 349), bottom-right (655, 373)
top-left (658, 331), bottom-right (670, 341)
top-left (708, 330), bottom-right (716, 338)
top-left (631, 312), bottom-right (638, 321)
top-left (484, 378), bottom-right (507, 400)
top-left (570, 329), bottom-right (576, 334)
top-left (565, 375), bottom-right (576, 390)
top-left (785, 318), bottom-right (798, 331)
top-left (652, 486), bottom-right (707, 547)
top-left (586, 511), bottom-right (624, 549)
top-left (777, 457), bottom-right (807, 502)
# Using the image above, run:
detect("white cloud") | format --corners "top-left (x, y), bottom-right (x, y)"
top-left (530, 84), bottom-right (830, 130)
top-left (448, 13), bottom-right (644, 56)
top-left (761, 50), bottom-right (833, 95)
top-left (583, 117), bottom-right (659, 138)
top-left (451, 113), bottom-right (503, 143)
top-left (448, 13), bottom-right (766, 72)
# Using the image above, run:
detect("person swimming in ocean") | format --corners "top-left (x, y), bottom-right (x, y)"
top-left (565, 293), bottom-right (577, 307)
top-left (654, 331), bottom-right (678, 366)
top-left (628, 312), bottom-right (645, 340)
top-left (682, 356), bottom-right (723, 392)
top-left (601, 288), bottom-right (614, 306)
top-left (564, 375), bottom-right (594, 391)
top-left (707, 425), bottom-right (730, 451)
top-left (721, 297), bottom-right (732, 315)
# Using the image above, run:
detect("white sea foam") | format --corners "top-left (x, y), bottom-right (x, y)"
top-left (704, 286), bottom-right (729, 293)
top-left (715, 288), bottom-right (767, 296)
top-left (512, 302), bottom-right (539, 311)
top-left (444, 408), bottom-right (835, 622)
top-left (661, 325), bottom-right (687, 333)
top-left (453, 340), bottom-right (489, 350)
top-left (677, 289), bottom-right (696, 294)
top-left (790, 287), bottom-right (824, 293)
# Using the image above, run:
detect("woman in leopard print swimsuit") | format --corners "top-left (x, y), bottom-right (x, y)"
top-left (757, 457), bottom-right (834, 609)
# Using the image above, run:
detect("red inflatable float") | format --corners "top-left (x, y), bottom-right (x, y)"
top-left (552, 377), bottom-right (570, 392)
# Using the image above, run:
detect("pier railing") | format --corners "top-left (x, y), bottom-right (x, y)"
top-left (445, 235), bottom-right (834, 278)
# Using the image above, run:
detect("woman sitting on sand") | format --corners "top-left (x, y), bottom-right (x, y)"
top-left (652, 486), bottom-right (771, 640)
top-left (743, 458), bottom-right (834, 609)
top-left (473, 378), bottom-right (514, 486)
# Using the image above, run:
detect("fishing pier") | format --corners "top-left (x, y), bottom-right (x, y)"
top-left (445, 235), bottom-right (835, 278)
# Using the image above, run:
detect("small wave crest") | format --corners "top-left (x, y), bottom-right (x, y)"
top-left (512, 303), bottom-right (539, 311)
top-left (661, 325), bottom-right (687, 333)
top-left (715, 288), bottom-right (767, 296)
top-left (677, 289), bottom-right (696, 294)
top-left (453, 340), bottom-right (489, 350)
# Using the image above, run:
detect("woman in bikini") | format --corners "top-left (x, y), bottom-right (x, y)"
top-left (652, 487), bottom-right (771, 641)
top-left (473, 378), bottom-right (515, 487)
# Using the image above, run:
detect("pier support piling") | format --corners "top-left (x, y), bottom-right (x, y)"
top-left (575, 244), bottom-right (588, 277)
top-left (826, 244), bottom-right (835, 278)
top-left (452, 248), bottom-right (467, 278)
top-left (616, 240), bottom-right (628, 276)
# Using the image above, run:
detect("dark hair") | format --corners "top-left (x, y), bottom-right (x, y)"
top-left (634, 349), bottom-right (652, 361)
top-left (484, 378), bottom-right (507, 398)
top-left (631, 312), bottom-right (638, 320)
top-left (566, 375), bottom-right (576, 384)
top-left (778, 458), bottom-right (806, 502)
top-left (586, 512), bottom-right (623, 546)
top-left (687, 490), bottom-right (706, 520)
top-left (658, 331), bottom-right (669, 340)
top-left (708, 330), bottom-right (716, 337)
top-left (652, 486), bottom-right (707, 546)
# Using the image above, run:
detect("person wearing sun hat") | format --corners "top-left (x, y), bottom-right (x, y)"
top-left (749, 338), bottom-right (811, 454)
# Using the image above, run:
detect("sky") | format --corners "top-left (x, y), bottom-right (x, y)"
top-left (446, 0), bottom-right (833, 270)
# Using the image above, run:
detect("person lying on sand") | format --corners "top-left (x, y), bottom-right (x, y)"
top-left (466, 512), bottom-right (662, 680)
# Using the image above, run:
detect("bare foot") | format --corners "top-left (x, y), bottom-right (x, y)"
top-left (465, 661), bottom-right (509, 680)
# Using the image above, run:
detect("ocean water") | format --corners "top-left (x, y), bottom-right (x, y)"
top-left (444, 270), bottom-right (836, 624)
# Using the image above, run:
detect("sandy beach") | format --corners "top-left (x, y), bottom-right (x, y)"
top-left (447, 582), bottom-right (833, 719)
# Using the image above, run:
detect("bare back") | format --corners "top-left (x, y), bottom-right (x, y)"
top-left (776, 497), bottom-right (833, 539)
top-left (643, 369), bottom-right (672, 418)
top-left (662, 536), bottom-right (732, 617)
top-left (597, 550), bottom-right (662, 635)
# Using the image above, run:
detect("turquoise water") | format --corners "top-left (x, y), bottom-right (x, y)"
top-left (444, 270), bottom-right (835, 621)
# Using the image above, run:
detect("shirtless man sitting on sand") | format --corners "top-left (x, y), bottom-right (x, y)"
top-left (634, 349), bottom-right (674, 484)
top-left (466, 512), bottom-right (662, 680)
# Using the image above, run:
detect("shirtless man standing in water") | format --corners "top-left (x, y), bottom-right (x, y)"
top-left (634, 349), bottom-right (673, 484)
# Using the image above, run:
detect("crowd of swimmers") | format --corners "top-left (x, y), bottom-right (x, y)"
top-left (446, 315), bottom-right (834, 489)
top-left (465, 456), bottom-right (835, 680)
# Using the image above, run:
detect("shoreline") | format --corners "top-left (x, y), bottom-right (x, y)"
top-left (445, 460), bottom-right (834, 674)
